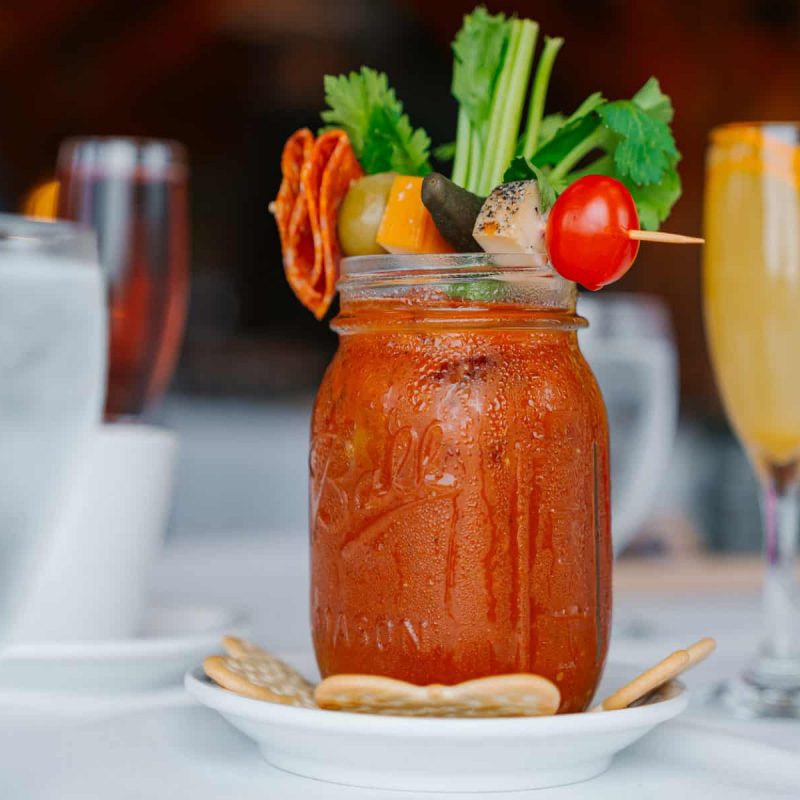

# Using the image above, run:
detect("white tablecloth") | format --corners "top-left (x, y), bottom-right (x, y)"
top-left (1, 533), bottom-right (799, 799)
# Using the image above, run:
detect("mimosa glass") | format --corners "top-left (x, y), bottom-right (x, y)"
top-left (704, 122), bottom-right (800, 716)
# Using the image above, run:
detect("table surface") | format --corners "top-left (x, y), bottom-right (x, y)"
top-left (1, 533), bottom-right (799, 799)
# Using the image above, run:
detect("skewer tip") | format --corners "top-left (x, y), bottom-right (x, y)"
top-left (628, 229), bottom-right (704, 245)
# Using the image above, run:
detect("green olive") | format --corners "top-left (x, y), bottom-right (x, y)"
top-left (338, 172), bottom-right (396, 256)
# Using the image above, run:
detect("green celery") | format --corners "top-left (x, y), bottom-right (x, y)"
top-left (488, 19), bottom-right (538, 192)
top-left (477, 19), bottom-right (538, 194)
top-left (566, 153), bottom-right (614, 181)
top-left (449, 7), bottom-right (511, 193)
top-left (452, 108), bottom-right (471, 186)
top-left (321, 67), bottom-right (432, 175)
top-left (548, 127), bottom-right (606, 183)
top-left (444, 12), bottom-right (682, 230)
top-left (522, 36), bottom-right (563, 157)
top-left (466, 125), bottom-right (482, 191)
top-left (474, 20), bottom-right (521, 193)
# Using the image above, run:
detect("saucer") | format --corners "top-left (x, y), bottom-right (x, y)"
top-left (185, 663), bottom-right (688, 792)
top-left (0, 604), bottom-right (247, 693)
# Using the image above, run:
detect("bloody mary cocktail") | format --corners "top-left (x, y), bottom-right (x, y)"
top-left (270, 3), bottom-right (691, 718)
top-left (310, 255), bottom-right (611, 713)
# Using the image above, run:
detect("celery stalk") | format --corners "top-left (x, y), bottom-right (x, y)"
top-left (466, 125), bottom-right (482, 193)
top-left (549, 127), bottom-right (607, 183)
top-left (452, 108), bottom-right (471, 187)
top-left (476, 20), bottom-right (522, 194)
top-left (449, 8), bottom-right (510, 191)
top-left (567, 153), bottom-right (614, 181)
top-left (522, 36), bottom-right (563, 157)
top-left (486, 19), bottom-right (538, 191)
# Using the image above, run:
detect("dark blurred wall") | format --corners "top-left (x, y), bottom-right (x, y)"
top-left (1, 0), bottom-right (799, 407)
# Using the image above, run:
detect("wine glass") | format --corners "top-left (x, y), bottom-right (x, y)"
top-left (579, 293), bottom-right (679, 553)
top-left (704, 122), bottom-right (800, 716)
top-left (0, 215), bottom-right (105, 639)
top-left (56, 137), bottom-right (189, 419)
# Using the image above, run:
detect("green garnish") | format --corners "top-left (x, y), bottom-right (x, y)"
top-left (319, 7), bottom-right (682, 246)
top-left (448, 7), bottom-right (682, 230)
top-left (450, 9), bottom-right (541, 196)
top-left (503, 157), bottom-right (556, 211)
top-left (450, 7), bottom-right (510, 189)
top-left (443, 279), bottom-right (508, 303)
top-left (534, 112), bottom-right (567, 150)
top-left (433, 141), bottom-right (457, 162)
top-left (321, 67), bottom-right (432, 176)
top-left (511, 77), bottom-right (681, 229)
top-left (521, 36), bottom-right (563, 157)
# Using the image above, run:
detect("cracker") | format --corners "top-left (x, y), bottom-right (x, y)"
top-left (314, 672), bottom-right (561, 717)
top-left (629, 679), bottom-right (684, 708)
top-left (221, 635), bottom-right (267, 659)
top-left (593, 637), bottom-right (717, 711)
top-left (203, 646), bottom-right (316, 708)
top-left (686, 636), bottom-right (716, 666)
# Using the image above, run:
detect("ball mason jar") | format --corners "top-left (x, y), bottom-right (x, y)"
top-left (310, 254), bottom-right (611, 713)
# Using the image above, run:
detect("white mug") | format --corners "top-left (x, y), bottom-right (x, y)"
top-left (5, 424), bottom-right (177, 643)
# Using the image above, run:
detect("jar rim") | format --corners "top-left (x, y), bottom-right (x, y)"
top-left (339, 253), bottom-right (573, 299)
top-left (336, 253), bottom-right (578, 324)
top-left (341, 252), bottom-right (555, 278)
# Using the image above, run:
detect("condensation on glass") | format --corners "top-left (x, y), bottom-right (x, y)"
top-left (310, 254), bottom-right (611, 713)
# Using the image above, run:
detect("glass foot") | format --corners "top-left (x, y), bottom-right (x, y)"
top-left (718, 670), bottom-right (800, 718)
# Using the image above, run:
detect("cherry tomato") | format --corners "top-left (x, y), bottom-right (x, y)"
top-left (545, 175), bottom-right (640, 290)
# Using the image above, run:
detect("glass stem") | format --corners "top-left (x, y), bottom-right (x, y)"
top-left (759, 466), bottom-right (800, 664)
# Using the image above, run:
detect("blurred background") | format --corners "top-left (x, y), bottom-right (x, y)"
top-left (3, 0), bottom-right (794, 552)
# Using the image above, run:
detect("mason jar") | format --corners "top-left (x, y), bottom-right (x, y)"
top-left (310, 254), bottom-right (611, 713)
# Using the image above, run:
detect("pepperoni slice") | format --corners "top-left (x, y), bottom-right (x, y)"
top-left (275, 129), bottom-right (317, 310)
top-left (316, 131), bottom-right (363, 318)
top-left (274, 128), bottom-right (312, 254)
top-left (300, 132), bottom-right (342, 310)
top-left (274, 128), bottom-right (363, 319)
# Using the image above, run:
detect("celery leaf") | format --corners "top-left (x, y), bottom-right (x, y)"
top-left (321, 67), bottom-right (432, 175)
top-left (597, 100), bottom-right (678, 185)
top-left (451, 7), bottom-right (510, 129)
top-left (503, 157), bottom-right (557, 211)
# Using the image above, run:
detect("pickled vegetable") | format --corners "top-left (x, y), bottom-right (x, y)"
top-left (337, 172), bottom-right (396, 256)
top-left (421, 172), bottom-right (484, 252)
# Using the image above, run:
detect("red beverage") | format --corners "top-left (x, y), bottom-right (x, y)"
top-left (57, 138), bottom-right (189, 418)
top-left (311, 256), bottom-right (611, 713)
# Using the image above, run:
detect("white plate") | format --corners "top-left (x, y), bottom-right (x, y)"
top-left (0, 604), bottom-right (247, 693)
top-left (185, 663), bottom-right (688, 792)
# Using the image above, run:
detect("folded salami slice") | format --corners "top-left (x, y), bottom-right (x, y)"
top-left (274, 128), bottom-right (363, 319)
top-left (274, 128), bottom-right (313, 253)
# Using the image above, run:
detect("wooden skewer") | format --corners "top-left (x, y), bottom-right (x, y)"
top-left (628, 229), bottom-right (704, 244)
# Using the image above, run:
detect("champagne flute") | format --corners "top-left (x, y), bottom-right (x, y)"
top-left (704, 122), bottom-right (800, 716)
top-left (56, 137), bottom-right (189, 419)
